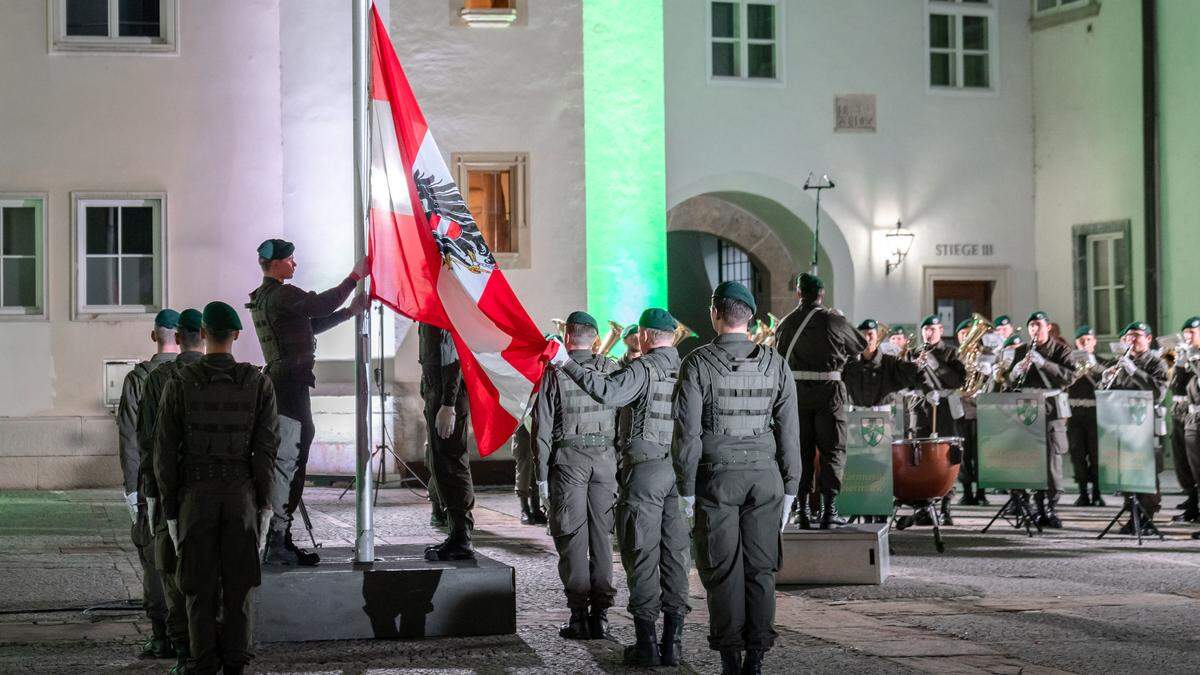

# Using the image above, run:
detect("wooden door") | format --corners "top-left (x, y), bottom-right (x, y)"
top-left (932, 280), bottom-right (993, 332)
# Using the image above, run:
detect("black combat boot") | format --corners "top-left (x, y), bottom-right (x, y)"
top-left (1090, 484), bottom-right (1106, 507)
top-left (939, 496), bottom-right (954, 526)
top-left (430, 500), bottom-right (448, 528)
top-left (659, 612), bottom-right (684, 666)
top-left (976, 485), bottom-right (990, 506)
top-left (793, 491), bottom-right (813, 529)
top-left (958, 483), bottom-right (977, 506)
top-left (263, 528), bottom-right (299, 566)
top-left (284, 530), bottom-right (320, 566)
top-left (1173, 489), bottom-right (1197, 512)
top-left (1034, 492), bottom-right (1050, 528)
top-left (1172, 490), bottom-right (1199, 522)
top-left (588, 606), bottom-right (612, 640)
top-left (222, 664), bottom-right (245, 675)
top-left (819, 493), bottom-right (847, 529)
top-left (1192, 530), bottom-right (1200, 540)
top-left (519, 495), bottom-right (534, 525)
top-left (720, 649), bottom-right (743, 675)
top-left (742, 649), bottom-right (764, 674)
top-left (1073, 484), bottom-right (1092, 506)
top-left (424, 530), bottom-right (474, 561)
top-left (622, 617), bottom-right (660, 666)
top-left (168, 641), bottom-right (189, 674)
top-left (558, 607), bottom-right (590, 639)
top-left (1044, 494), bottom-right (1063, 529)
top-left (138, 634), bottom-right (174, 659)
top-left (529, 489), bottom-right (548, 525)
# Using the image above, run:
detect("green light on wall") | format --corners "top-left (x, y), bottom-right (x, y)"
top-left (582, 0), bottom-right (668, 336)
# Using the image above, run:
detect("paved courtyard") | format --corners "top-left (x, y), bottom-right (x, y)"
top-left (1, 485), bottom-right (1198, 674)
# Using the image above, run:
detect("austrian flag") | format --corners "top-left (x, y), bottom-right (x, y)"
top-left (365, 5), bottom-right (557, 455)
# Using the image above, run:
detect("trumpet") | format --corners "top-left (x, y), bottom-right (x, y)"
top-left (596, 320), bottom-right (624, 357)
top-left (672, 319), bottom-right (698, 347)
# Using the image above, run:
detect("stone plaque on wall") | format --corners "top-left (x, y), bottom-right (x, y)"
top-left (835, 94), bottom-right (876, 132)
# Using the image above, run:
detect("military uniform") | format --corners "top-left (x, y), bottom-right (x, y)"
top-left (155, 303), bottom-right (278, 675)
top-left (843, 346), bottom-right (924, 409)
top-left (559, 308), bottom-right (689, 666)
top-left (1066, 328), bottom-right (1105, 506)
top-left (534, 329), bottom-right (619, 637)
top-left (1104, 331), bottom-right (1169, 519)
top-left (1167, 318), bottom-right (1199, 520)
top-left (1183, 371), bottom-right (1200, 528)
top-left (418, 323), bottom-right (475, 558)
top-left (911, 336), bottom-right (966, 438)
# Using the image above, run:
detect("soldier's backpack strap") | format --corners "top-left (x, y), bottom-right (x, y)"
top-left (782, 306), bottom-right (823, 366)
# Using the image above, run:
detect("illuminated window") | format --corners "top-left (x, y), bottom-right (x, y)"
top-left (459, 0), bottom-right (518, 27)
top-left (451, 153), bottom-right (529, 267)
top-left (51, 0), bottom-right (177, 53)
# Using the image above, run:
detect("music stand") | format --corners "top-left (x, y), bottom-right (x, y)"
top-left (1097, 493), bottom-right (1163, 545)
top-left (982, 490), bottom-right (1041, 537)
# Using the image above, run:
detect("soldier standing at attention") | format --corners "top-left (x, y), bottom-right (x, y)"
top-left (247, 238), bottom-right (368, 565)
top-left (553, 308), bottom-right (690, 667)
top-left (417, 323), bottom-right (477, 560)
top-left (773, 273), bottom-right (866, 529)
top-left (116, 308), bottom-right (180, 660)
top-left (1066, 325), bottom-right (1105, 506)
top-left (1168, 317), bottom-right (1200, 523)
top-left (136, 308), bottom-right (205, 671)
top-left (510, 423), bottom-right (546, 526)
top-left (674, 282), bottom-right (800, 675)
top-left (154, 302), bottom-right (279, 675)
top-left (533, 311), bottom-right (619, 641)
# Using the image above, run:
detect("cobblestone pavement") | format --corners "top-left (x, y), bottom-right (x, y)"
top-left (1, 486), bottom-right (1198, 673)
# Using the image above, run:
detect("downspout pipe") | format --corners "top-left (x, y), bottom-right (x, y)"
top-left (1142, 0), bottom-right (1161, 330)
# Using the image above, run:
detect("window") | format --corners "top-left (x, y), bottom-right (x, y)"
top-left (1073, 221), bottom-right (1132, 340)
top-left (717, 239), bottom-right (763, 315)
top-left (450, 153), bottom-right (529, 268)
top-left (1033, 0), bottom-right (1087, 15)
top-left (74, 193), bottom-right (166, 318)
top-left (0, 196), bottom-right (46, 318)
top-left (709, 0), bottom-right (781, 81)
top-left (926, 0), bottom-right (996, 91)
top-left (458, 0), bottom-right (518, 27)
top-left (50, 0), bottom-right (177, 53)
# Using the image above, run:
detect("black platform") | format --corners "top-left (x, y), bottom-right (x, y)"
top-left (254, 544), bottom-right (516, 643)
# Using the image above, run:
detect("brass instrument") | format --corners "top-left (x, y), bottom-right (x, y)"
top-left (955, 313), bottom-right (993, 397)
top-left (762, 313), bottom-right (780, 347)
top-left (672, 319), bottom-right (698, 347)
top-left (597, 320), bottom-right (624, 357)
top-left (551, 318), bottom-right (567, 340)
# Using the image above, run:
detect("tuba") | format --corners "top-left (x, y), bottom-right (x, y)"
top-left (672, 319), bottom-right (698, 347)
top-left (597, 320), bottom-right (624, 357)
top-left (955, 313), bottom-right (993, 397)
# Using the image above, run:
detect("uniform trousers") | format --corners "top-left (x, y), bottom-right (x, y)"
top-left (512, 426), bottom-right (534, 499)
top-left (131, 507), bottom-right (168, 637)
top-left (615, 457), bottom-right (690, 621)
top-left (1170, 411), bottom-right (1196, 494)
top-left (152, 506), bottom-right (188, 647)
top-left (270, 375), bottom-right (314, 522)
top-left (1067, 408), bottom-right (1099, 488)
top-left (422, 395), bottom-right (474, 532)
top-left (548, 450), bottom-right (617, 610)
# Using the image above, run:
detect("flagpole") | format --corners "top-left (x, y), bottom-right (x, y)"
top-left (352, 0), bottom-right (374, 564)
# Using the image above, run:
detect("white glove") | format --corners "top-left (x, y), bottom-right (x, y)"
top-left (257, 509), bottom-right (272, 556)
top-left (548, 337), bottom-right (570, 367)
top-left (537, 480), bottom-right (549, 503)
top-left (146, 497), bottom-right (157, 526)
top-left (679, 495), bottom-right (695, 519)
top-left (167, 519), bottom-right (180, 555)
top-left (1029, 351), bottom-right (1046, 367)
top-left (1120, 357), bottom-right (1137, 375)
top-left (976, 362), bottom-right (994, 377)
top-left (781, 495), bottom-right (796, 532)
top-left (1012, 359), bottom-right (1030, 376)
top-left (925, 390), bottom-right (941, 406)
top-left (435, 405), bottom-right (457, 439)
top-left (124, 492), bottom-right (138, 524)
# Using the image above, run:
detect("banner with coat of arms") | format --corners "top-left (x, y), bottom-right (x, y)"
top-left (836, 409), bottom-right (894, 516)
top-left (1096, 390), bottom-right (1157, 494)
top-left (977, 392), bottom-right (1049, 491)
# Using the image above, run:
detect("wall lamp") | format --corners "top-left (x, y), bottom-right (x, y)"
top-left (884, 220), bottom-right (915, 276)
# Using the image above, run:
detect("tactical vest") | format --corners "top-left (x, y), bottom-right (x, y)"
top-left (246, 283), bottom-right (316, 367)
top-left (552, 354), bottom-right (618, 449)
top-left (628, 351), bottom-right (677, 448)
top-left (177, 362), bottom-right (261, 468)
top-left (693, 343), bottom-right (779, 439)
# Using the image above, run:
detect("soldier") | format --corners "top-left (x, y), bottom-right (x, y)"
top-left (553, 308), bottom-right (690, 666)
top-left (511, 424), bottom-right (546, 525)
top-left (674, 282), bottom-right (800, 675)
top-left (618, 323), bottom-right (641, 366)
top-left (137, 308), bottom-right (205, 671)
top-left (116, 307), bottom-right (180, 660)
top-left (418, 323), bottom-right (476, 560)
top-left (1066, 325), bottom-right (1105, 507)
top-left (533, 311), bottom-right (619, 641)
top-left (910, 315), bottom-right (966, 524)
top-left (154, 302), bottom-right (278, 675)
top-left (953, 318), bottom-right (997, 506)
top-left (246, 238), bottom-right (368, 565)
top-left (992, 315), bottom-right (1014, 343)
top-left (773, 273), bottom-right (865, 530)
top-left (1003, 311), bottom-right (1075, 528)
top-left (844, 319), bottom-right (925, 409)
top-left (1183, 337), bottom-right (1200, 538)
top-left (1105, 321), bottom-right (1169, 533)
top-left (1169, 317), bottom-right (1200, 523)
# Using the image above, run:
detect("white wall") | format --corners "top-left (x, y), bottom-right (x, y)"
top-left (664, 0), bottom-right (1036, 325)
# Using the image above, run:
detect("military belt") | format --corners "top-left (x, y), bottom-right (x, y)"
top-left (792, 370), bottom-right (841, 381)
top-left (184, 464), bottom-right (251, 483)
top-left (700, 447), bottom-right (774, 465)
top-left (623, 448), bottom-right (670, 466)
top-left (847, 404), bottom-right (891, 413)
top-left (1068, 399), bottom-right (1097, 408)
top-left (552, 433), bottom-right (612, 450)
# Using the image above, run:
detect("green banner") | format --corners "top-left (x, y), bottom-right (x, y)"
top-left (977, 392), bottom-right (1048, 491)
top-left (1096, 390), bottom-right (1157, 494)
top-left (836, 408), bottom-right (894, 516)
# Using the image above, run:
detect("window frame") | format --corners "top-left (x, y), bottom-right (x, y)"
top-left (924, 0), bottom-right (999, 97)
top-left (706, 0), bottom-right (785, 86)
top-left (1072, 220), bottom-right (1132, 342)
top-left (0, 194), bottom-right (49, 321)
top-left (1032, 0), bottom-right (1088, 17)
top-left (449, 153), bottom-right (530, 270)
top-left (48, 0), bottom-right (178, 55)
top-left (72, 192), bottom-right (168, 321)
top-left (1084, 232), bottom-right (1125, 340)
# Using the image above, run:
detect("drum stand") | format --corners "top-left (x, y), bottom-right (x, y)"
top-left (982, 490), bottom-right (1041, 536)
top-left (1098, 493), bottom-right (1163, 545)
top-left (892, 498), bottom-right (949, 553)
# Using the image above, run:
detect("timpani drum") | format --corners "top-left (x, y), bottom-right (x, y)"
top-left (892, 436), bottom-right (963, 503)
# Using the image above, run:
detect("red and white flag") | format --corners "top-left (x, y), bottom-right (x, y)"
top-left (366, 6), bottom-right (557, 455)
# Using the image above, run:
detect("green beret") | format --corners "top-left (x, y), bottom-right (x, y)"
top-left (858, 319), bottom-right (878, 331)
top-left (202, 301), bottom-right (243, 331)
top-left (1074, 324), bottom-right (1095, 340)
top-left (565, 310), bottom-right (597, 330)
top-left (1122, 321), bottom-right (1151, 335)
top-left (621, 324), bottom-right (638, 340)
top-left (955, 319), bottom-right (972, 334)
top-left (1181, 316), bottom-right (1200, 331)
top-left (154, 309), bottom-right (180, 329)
top-left (712, 281), bottom-right (756, 313)
top-left (178, 309), bottom-right (203, 331)
top-left (638, 307), bottom-right (677, 332)
top-left (257, 238), bottom-right (295, 261)
top-left (920, 314), bottom-right (941, 328)
top-left (993, 315), bottom-right (1011, 327)
top-left (1004, 334), bottom-right (1025, 347)
top-left (798, 272), bottom-right (823, 296)
top-left (1027, 310), bottom-right (1049, 324)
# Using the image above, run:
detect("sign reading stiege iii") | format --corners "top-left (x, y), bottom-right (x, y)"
top-left (1096, 390), bottom-right (1156, 494)
top-left (976, 392), bottom-right (1049, 491)
top-left (836, 409), bottom-right (894, 516)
